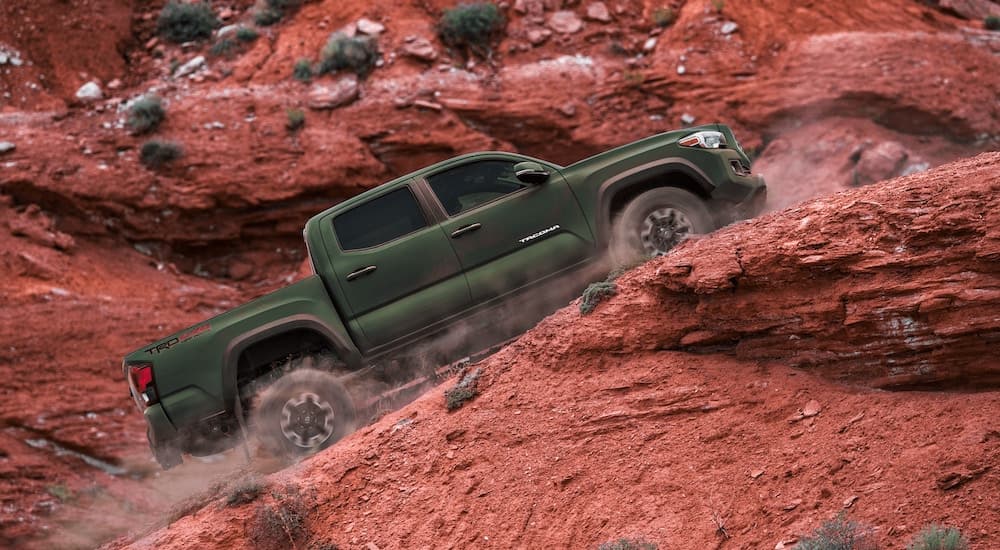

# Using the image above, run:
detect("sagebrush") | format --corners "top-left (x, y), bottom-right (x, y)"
top-left (127, 95), bottom-right (165, 135)
top-left (986, 15), bottom-right (1000, 31)
top-left (598, 538), bottom-right (658, 550)
top-left (318, 32), bottom-right (379, 77)
top-left (580, 280), bottom-right (617, 315)
top-left (140, 140), bottom-right (182, 169)
top-left (293, 58), bottom-right (314, 81)
top-left (437, 2), bottom-right (505, 59)
top-left (906, 525), bottom-right (968, 550)
top-left (797, 513), bottom-right (879, 550)
top-left (286, 108), bottom-right (305, 131)
top-left (157, 1), bottom-right (218, 43)
top-left (248, 485), bottom-right (310, 550)
top-left (224, 476), bottom-right (265, 507)
top-left (444, 367), bottom-right (481, 410)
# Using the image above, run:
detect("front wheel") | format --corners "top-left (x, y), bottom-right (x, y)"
top-left (610, 187), bottom-right (714, 264)
top-left (251, 368), bottom-right (356, 460)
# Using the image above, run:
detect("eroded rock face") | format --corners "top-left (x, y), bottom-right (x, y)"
top-left (574, 153), bottom-right (1000, 389)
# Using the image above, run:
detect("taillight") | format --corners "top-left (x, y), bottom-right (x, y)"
top-left (128, 363), bottom-right (158, 408)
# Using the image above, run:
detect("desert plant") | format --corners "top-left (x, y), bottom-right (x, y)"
top-left (797, 513), bottom-right (879, 550)
top-left (906, 525), bottom-right (968, 550)
top-left (986, 15), bottom-right (1000, 30)
top-left (437, 2), bottom-right (506, 59)
top-left (255, 6), bottom-right (283, 26)
top-left (210, 36), bottom-right (238, 57)
top-left (248, 486), bottom-right (309, 550)
top-left (598, 538), bottom-right (658, 550)
top-left (286, 108), bottom-right (305, 131)
top-left (225, 477), bottom-right (266, 507)
top-left (711, 0), bottom-right (725, 13)
top-left (140, 140), bottom-right (182, 169)
top-left (293, 58), bottom-right (314, 81)
top-left (236, 26), bottom-right (260, 42)
top-left (46, 484), bottom-right (75, 503)
top-left (580, 280), bottom-right (617, 315)
top-left (318, 32), bottom-right (379, 77)
top-left (127, 95), bottom-right (165, 135)
top-left (444, 367), bottom-right (481, 410)
top-left (157, 1), bottom-right (218, 43)
top-left (652, 6), bottom-right (676, 27)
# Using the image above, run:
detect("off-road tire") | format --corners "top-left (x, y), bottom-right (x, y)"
top-left (251, 368), bottom-right (356, 460)
top-left (610, 187), bottom-right (714, 264)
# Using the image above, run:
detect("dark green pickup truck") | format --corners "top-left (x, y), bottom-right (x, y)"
top-left (123, 124), bottom-right (766, 468)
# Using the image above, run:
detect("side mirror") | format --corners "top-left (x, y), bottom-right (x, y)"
top-left (513, 161), bottom-right (550, 184)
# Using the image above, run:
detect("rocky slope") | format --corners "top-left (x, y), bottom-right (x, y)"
top-left (0, 0), bottom-right (999, 547)
top-left (117, 153), bottom-right (1000, 550)
top-left (2, 0), bottom-right (998, 279)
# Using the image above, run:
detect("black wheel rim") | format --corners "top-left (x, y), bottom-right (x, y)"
top-left (280, 392), bottom-right (336, 449)
top-left (639, 207), bottom-right (694, 255)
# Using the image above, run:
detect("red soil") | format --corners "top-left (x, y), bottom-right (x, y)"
top-left (0, 0), bottom-right (998, 547)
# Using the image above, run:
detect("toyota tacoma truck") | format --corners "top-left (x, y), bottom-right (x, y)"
top-left (123, 124), bottom-right (766, 469)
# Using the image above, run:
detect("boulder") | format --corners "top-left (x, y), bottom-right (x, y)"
top-left (585, 2), bottom-right (612, 22)
top-left (308, 75), bottom-right (360, 110)
top-left (75, 81), bottom-right (103, 101)
top-left (548, 11), bottom-right (584, 34)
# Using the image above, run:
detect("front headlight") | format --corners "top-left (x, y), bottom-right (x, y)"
top-left (679, 131), bottom-right (727, 149)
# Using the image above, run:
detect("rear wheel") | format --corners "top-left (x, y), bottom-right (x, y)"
top-left (610, 187), bottom-right (714, 264)
top-left (251, 367), bottom-right (356, 460)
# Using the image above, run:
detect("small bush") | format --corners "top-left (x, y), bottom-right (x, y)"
top-left (580, 280), bottom-right (617, 315)
top-left (236, 26), bottom-right (260, 42)
top-left (598, 538), bottom-right (658, 550)
top-left (293, 58), bottom-right (314, 81)
top-left (225, 477), bottom-right (265, 507)
top-left (444, 367), bottom-right (481, 410)
top-left (140, 140), bottom-right (182, 169)
top-left (986, 15), bottom-right (1000, 31)
top-left (254, 6), bottom-right (284, 26)
top-left (286, 108), bottom-right (305, 131)
top-left (46, 484), bottom-right (75, 503)
top-left (652, 7), bottom-right (676, 28)
top-left (797, 513), bottom-right (879, 550)
top-left (210, 36), bottom-right (238, 58)
top-left (318, 32), bottom-right (379, 77)
top-left (127, 95), bottom-right (165, 135)
top-left (437, 2), bottom-right (506, 59)
top-left (248, 487), bottom-right (309, 550)
top-left (907, 525), bottom-right (968, 550)
top-left (157, 1), bottom-right (218, 43)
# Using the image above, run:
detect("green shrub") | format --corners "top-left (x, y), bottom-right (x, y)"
top-left (580, 280), bottom-right (617, 315)
top-left (210, 36), bottom-right (238, 57)
top-left (286, 108), bottom-right (305, 131)
top-left (907, 525), bottom-right (968, 550)
top-left (236, 26), bottom-right (260, 42)
top-left (254, 6), bottom-right (283, 26)
top-left (797, 513), bottom-right (879, 550)
top-left (293, 58), bottom-right (314, 81)
top-left (652, 7), bottom-right (676, 28)
top-left (318, 32), bottom-right (378, 77)
top-left (140, 140), bottom-right (182, 169)
top-left (157, 1), bottom-right (218, 43)
top-left (225, 477), bottom-right (265, 507)
top-left (986, 15), bottom-right (1000, 31)
top-left (444, 367), bottom-right (481, 410)
top-left (127, 95), bottom-right (165, 135)
top-left (437, 2), bottom-right (506, 59)
top-left (598, 538), bottom-right (658, 550)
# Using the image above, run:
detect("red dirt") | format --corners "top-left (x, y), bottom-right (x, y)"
top-left (116, 153), bottom-right (1000, 549)
top-left (0, 0), bottom-right (999, 548)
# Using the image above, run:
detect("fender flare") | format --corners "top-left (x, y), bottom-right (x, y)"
top-left (220, 314), bottom-right (362, 411)
top-left (594, 157), bottom-right (715, 244)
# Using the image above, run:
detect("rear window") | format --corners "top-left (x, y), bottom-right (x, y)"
top-left (333, 187), bottom-right (428, 250)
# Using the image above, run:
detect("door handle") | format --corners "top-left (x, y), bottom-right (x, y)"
top-left (346, 265), bottom-right (377, 281)
top-left (451, 223), bottom-right (482, 238)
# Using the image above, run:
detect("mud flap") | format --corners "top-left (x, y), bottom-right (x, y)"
top-left (148, 427), bottom-right (183, 470)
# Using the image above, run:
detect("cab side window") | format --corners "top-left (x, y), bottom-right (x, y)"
top-left (427, 160), bottom-right (524, 216)
top-left (333, 187), bottom-right (427, 250)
